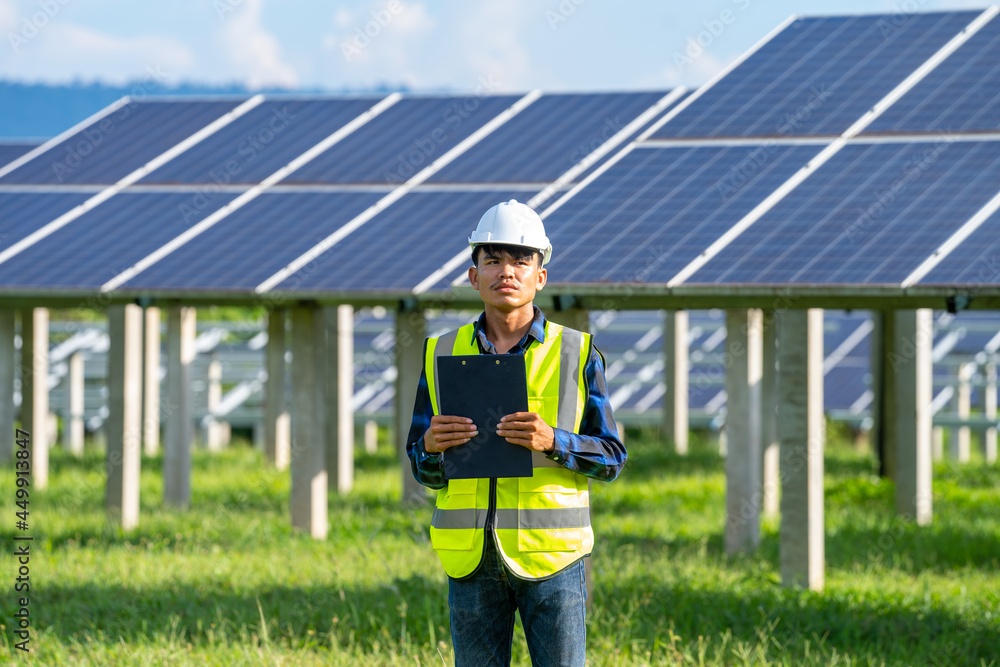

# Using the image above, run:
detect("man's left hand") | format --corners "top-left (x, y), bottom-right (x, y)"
top-left (497, 412), bottom-right (554, 452)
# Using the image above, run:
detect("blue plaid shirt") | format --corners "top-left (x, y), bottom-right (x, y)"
top-left (406, 306), bottom-right (627, 489)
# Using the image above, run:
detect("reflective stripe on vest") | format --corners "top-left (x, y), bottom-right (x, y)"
top-left (425, 320), bottom-right (594, 580)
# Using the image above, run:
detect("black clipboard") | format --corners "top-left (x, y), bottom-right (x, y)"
top-left (437, 354), bottom-right (533, 479)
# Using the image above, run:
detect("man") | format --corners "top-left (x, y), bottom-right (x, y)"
top-left (406, 199), bottom-right (627, 666)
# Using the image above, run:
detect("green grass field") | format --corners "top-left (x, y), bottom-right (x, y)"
top-left (1, 429), bottom-right (998, 666)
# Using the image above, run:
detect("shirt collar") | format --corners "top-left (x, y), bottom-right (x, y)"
top-left (472, 305), bottom-right (547, 353)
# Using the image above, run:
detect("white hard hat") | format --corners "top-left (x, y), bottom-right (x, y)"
top-left (469, 199), bottom-right (552, 265)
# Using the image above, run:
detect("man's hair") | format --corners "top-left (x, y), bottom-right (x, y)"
top-left (472, 243), bottom-right (543, 268)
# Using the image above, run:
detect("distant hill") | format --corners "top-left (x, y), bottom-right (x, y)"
top-left (0, 80), bottom-right (408, 139)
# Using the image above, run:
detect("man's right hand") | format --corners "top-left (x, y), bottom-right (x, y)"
top-left (424, 415), bottom-right (478, 454)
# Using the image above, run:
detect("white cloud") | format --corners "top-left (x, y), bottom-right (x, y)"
top-left (323, 1), bottom-right (435, 86)
top-left (456, 0), bottom-right (532, 91)
top-left (218, 0), bottom-right (298, 89)
top-left (2, 21), bottom-right (195, 85)
top-left (0, 0), bottom-right (16, 34)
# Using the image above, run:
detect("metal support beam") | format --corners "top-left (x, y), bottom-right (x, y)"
top-left (893, 309), bottom-right (933, 525)
top-left (106, 304), bottom-right (143, 529)
top-left (291, 306), bottom-right (328, 538)
top-left (953, 362), bottom-right (972, 462)
top-left (164, 306), bottom-right (195, 508)
top-left (205, 352), bottom-right (224, 451)
top-left (326, 304), bottom-right (355, 494)
top-left (778, 308), bottom-right (825, 591)
top-left (65, 351), bottom-right (85, 456)
top-left (724, 308), bottom-right (762, 555)
top-left (872, 311), bottom-right (897, 479)
top-left (265, 308), bottom-right (290, 469)
top-left (395, 307), bottom-right (427, 503)
top-left (663, 310), bottom-right (689, 454)
top-left (761, 309), bottom-right (779, 518)
top-left (985, 355), bottom-right (997, 464)
top-left (364, 419), bottom-right (379, 454)
top-left (21, 308), bottom-right (49, 490)
top-left (142, 307), bottom-right (161, 456)
top-left (0, 310), bottom-right (14, 464)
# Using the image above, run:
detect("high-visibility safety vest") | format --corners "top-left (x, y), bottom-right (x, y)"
top-left (424, 319), bottom-right (594, 581)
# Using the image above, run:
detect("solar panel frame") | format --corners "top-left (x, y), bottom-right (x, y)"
top-left (121, 191), bottom-right (385, 291)
top-left (428, 92), bottom-right (669, 184)
top-left (920, 207), bottom-right (1000, 284)
top-left (687, 139), bottom-right (1000, 285)
top-left (0, 191), bottom-right (240, 290)
top-left (0, 100), bottom-right (246, 185)
top-left (139, 98), bottom-right (385, 185)
top-left (651, 11), bottom-right (982, 139)
top-left (864, 11), bottom-right (1000, 135)
top-left (281, 95), bottom-right (521, 185)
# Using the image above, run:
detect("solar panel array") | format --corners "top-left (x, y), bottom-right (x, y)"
top-left (1, 9), bottom-right (999, 301)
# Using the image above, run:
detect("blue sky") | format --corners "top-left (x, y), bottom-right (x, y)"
top-left (0, 0), bottom-right (985, 92)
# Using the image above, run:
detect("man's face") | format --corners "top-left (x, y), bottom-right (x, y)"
top-left (469, 248), bottom-right (546, 312)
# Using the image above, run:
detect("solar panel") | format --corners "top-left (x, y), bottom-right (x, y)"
top-left (0, 143), bottom-right (38, 167)
top-left (282, 95), bottom-right (520, 184)
top-left (0, 191), bottom-right (239, 289)
top-left (652, 11), bottom-right (980, 139)
top-left (540, 143), bottom-right (822, 285)
top-left (0, 100), bottom-right (245, 185)
top-left (428, 92), bottom-right (668, 183)
top-left (140, 99), bottom-right (383, 185)
top-left (688, 139), bottom-right (1000, 284)
top-left (865, 13), bottom-right (1000, 134)
top-left (121, 191), bottom-right (383, 291)
top-left (273, 190), bottom-right (525, 292)
top-left (0, 191), bottom-right (93, 250)
top-left (921, 209), bottom-right (1000, 284)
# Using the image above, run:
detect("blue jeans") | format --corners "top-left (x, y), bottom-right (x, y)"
top-left (448, 537), bottom-right (588, 666)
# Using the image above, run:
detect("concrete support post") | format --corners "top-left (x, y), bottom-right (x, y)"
top-left (761, 309), bottom-right (779, 518)
top-left (872, 311), bottom-right (897, 479)
top-left (953, 362), bottom-right (972, 462)
top-left (0, 310), bottom-right (14, 464)
top-left (663, 310), bottom-right (689, 454)
top-left (932, 425), bottom-right (945, 461)
top-left (364, 419), bottom-right (379, 454)
top-left (290, 306), bottom-right (328, 538)
top-left (395, 307), bottom-right (427, 503)
top-left (893, 309), bottom-right (933, 525)
top-left (205, 352), bottom-right (224, 451)
top-left (724, 308), bottom-right (763, 555)
top-left (106, 304), bottom-right (143, 529)
top-left (778, 309), bottom-right (825, 591)
top-left (143, 307), bottom-right (161, 456)
top-left (326, 304), bottom-right (355, 494)
top-left (164, 307), bottom-right (195, 508)
top-left (265, 308), bottom-right (290, 469)
top-left (65, 351), bottom-right (85, 456)
top-left (984, 355), bottom-right (997, 464)
top-left (21, 308), bottom-right (49, 490)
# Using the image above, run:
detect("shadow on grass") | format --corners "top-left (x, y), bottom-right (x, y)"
top-left (7, 575), bottom-right (450, 652)
top-left (594, 574), bottom-right (997, 665)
